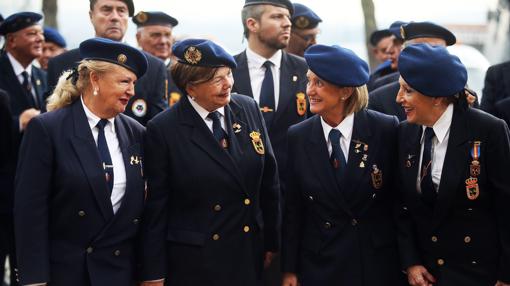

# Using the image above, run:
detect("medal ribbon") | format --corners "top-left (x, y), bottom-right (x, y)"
top-left (470, 141), bottom-right (481, 161)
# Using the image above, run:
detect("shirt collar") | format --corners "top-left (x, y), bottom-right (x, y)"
top-left (422, 103), bottom-right (453, 144)
top-left (81, 96), bottom-right (116, 133)
top-left (187, 95), bottom-right (225, 120)
top-left (246, 47), bottom-right (282, 70)
top-left (7, 52), bottom-right (32, 77)
top-left (321, 112), bottom-right (355, 143)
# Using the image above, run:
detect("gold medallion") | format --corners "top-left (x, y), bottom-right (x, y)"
top-left (184, 46), bottom-right (202, 64)
top-left (470, 160), bottom-right (480, 177)
top-left (296, 92), bottom-right (306, 116)
top-left (250, 131), bottom-right (265, 155)
top-left (465, 177), bottom-right (479, 200)
top-left (232, 123), bottom-right (242, 134)
top-left (117, 54), bottom-right (127, 64)
top-left (359, 161), bottom-right (365, 168)
top-left (135, 11), bottom-right (148, 23)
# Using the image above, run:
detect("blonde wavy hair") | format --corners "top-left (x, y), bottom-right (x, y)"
top-left (343, 84), bottom-right (369, 116)
top-left (46, 60), bottom-right (113, 111)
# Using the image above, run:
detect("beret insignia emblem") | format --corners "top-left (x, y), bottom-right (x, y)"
top-left (184, 46), bottom-right (202, 65)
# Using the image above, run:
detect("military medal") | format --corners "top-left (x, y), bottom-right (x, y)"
top-left (169, 92), bottom-right (181, 107)
top-left (250, 131), bottom-right (265, 155)
top-left (130, 155), bottom-right (140, 165)
top-left (233, 123), bottom-right (242, 134)
top-left (296, 92), bottom-right (307, 116)
top-left (359, 162), bottom-right (365, 168)
top-left (371, 164), bottom-right (383, 189)
top-left (465, 177), bottom-right (479, 200)
top-left (362, 154), bottom-right (368, 161)
top-left (469, 141), bottom-right (481, 177)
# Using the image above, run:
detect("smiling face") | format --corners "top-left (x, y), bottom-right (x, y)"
top-left (6, 24), bottom-right (44, 65)
top-left (396, 77), bottom-right (444, 126)
top-left (253, 5), bottom-right (292, 50)
top-left (187, 67), bottom-right (234, 112)
top-left (89, 0), bottom-right (129, 41)
top-left (136, 25), bottom-right (173, 61)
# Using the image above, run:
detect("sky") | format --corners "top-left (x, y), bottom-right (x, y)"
top-left (0, 0), bottom-right (498, 60)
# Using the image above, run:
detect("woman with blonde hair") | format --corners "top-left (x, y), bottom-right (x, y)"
top-left (14, 37), bottom-right (147, 286)
top-left (282, 44), bottom-right (405, 286)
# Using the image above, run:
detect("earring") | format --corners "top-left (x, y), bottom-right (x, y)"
top-left (341, 97), bottom-right (346, 100)
top-left (93, 88), bottom-right (98, 96)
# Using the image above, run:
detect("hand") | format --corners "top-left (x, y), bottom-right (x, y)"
top-left (496, 281), bottom-right (510, 286)
top-left (264, 251), bottom-right (274, 268)
top-left (282, 272), bottom-right (299, 286)
top-left (139, 281), bottom-right (164, 286)
top-left (20, 108), bottom-right (40, 130)
top-left (407, 265), bottom-right (436, 286)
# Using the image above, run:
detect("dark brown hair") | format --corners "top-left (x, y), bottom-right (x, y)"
top-left (170, 61), bottom-right (220, 93)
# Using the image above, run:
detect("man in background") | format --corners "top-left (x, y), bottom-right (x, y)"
top-left (38, 27), bottom-right (66, 70)
top-left (284, 3), bottom-right (321, 57)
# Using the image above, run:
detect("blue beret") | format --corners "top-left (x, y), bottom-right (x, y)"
top-left (79, 38), bottom-right (148, 79)
top-left (132, 11), bottom-right (178, 27)
top-left (398, 43), bottom-right (467, 97)
top-left (0, 12), bottom-right (42, 35)
top-left (43, 27), bottom-right (66, 48)
top-left (401, 21), bottom-right (456, 46)
top-left (291, 3), bottom-right (321, 29)
top-left (369, 29), bottom-right (392, 46)
top-left (172, 39), bottom-right (237, 69)
top-left (244, 0), bottom-right (294, 15)
top-left (304, 44), bottom-right (369, 87)
top-left (388, 21), bottom-right (407, 40)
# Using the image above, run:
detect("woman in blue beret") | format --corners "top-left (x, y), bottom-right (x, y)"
top-left (395, 43), bottom-right (510, 286)
top-left (281, 44), bottom-right (406, 286)
top-left (14, 37), bottom-right (147, 286)
top-left (139, 39), bottom-right (280, 286)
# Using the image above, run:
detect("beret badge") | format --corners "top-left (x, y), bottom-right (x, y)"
top-left (117, 54), bottom-right (128, 64)
top-left (184, 46), bottom-right (202, 65)
top-left (294, 16), bottom-right (310, 29)
top-left (135, 12), bottom-right (148, 24)
top-left (400, 26), bottom-right (406, 40)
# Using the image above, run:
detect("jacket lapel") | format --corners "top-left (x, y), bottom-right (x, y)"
top-left (0, 54), bottom-right (32, 108)
top-left (307, 116), bottom-right (352, 215)
top-left (69, 100), bottom-right (114, 221)
top-left (233, 52), bottom-right (254, 98)
top-left (274, 52), bottom-right (300, 123)
top-left (30, 66), bottom-right (46, 112)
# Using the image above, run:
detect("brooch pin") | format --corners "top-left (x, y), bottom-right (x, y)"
top-left (405, 154), bottom-right (415, 168)
top-left (233, 123), bottom-right (242, 134)
top-left (250, 131), bottom-right (265, 155)
top-left (130, 155), bottom-right (140, 165)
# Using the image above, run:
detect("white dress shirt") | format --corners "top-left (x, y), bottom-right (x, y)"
top-left (246, 47), bottom-right (282, 110)
top-left (81, 97), bottom-right (126, 213)
top-left (320, 113), bottom-right (355, 162)
top-left (188, 95), bottom-right (226, 133)
top-left (416, 103), bottom-right (453, 193)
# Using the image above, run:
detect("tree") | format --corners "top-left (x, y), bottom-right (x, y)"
top-left (42, 0), bottom-right (58, 29)
top-left (361, 0), bottom-right (377, 69)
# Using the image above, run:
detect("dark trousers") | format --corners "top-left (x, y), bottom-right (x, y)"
top-left (0, 214), bottom-right (17, 286)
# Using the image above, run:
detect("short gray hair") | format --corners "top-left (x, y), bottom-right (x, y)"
top-left (241, 5), bottom-right (266, 39)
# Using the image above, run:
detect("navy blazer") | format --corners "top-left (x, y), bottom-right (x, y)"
top-left (140, 94), bottom-right (280, 286)
top-left (14, 100), bottom-right (145, 286)
top-left (232, 50), bottom-right (308, 174)
top-left (494, 97), bottom-right (510, 127)
top-left (0, 89), bottom-right (13, 214)
top-left (368, 81), bottom-right (406, 121)
top-left (47, 48), bottom-right (168, 125)
top-left (282, 110), bottom-right (405, 286)
top-left (397, 106), bottom-right (510, 285)
top-left (481, 60), bottom-right (510, 115)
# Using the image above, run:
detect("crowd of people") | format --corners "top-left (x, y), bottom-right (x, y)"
top-left (0, 0), bottom-right (509, 285)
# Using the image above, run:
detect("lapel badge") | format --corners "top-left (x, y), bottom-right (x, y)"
top-left (250, 131), bottom-right (265, 155)
top-left (364, 144), bottom-right (368, 152)
top-left (233, 123), bottom-right (242, 134)
top-left (296, 92), bottom-right (307, 116)
top-left (371, 164), bottom-right (383, 189)
top-left (362, 154), bottom-right (368, 161)
top-left (359, 161), bottom-right (365, 168)
top-left (355, 149), bottom-right (361, 154)
top-left (220, 138), bottom-right (229, 149)
top-left (130, 155), bottom-right (140, 165)
top-left (36, 79), bottom-right (41, 86)
top-left (169, 92), bottom-right (181, 107)
top-left (470, 160), bottom-right (480, 177)
top-left (292, 75), bottom-right (298, 82)
top-left (405, 154), bottom-right (415, 168)
top-left (465, 177), bottom-right (479, 200)
top-left (355, 143), bottom-right (361, 149)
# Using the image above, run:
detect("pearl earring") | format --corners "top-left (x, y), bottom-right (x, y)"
top-left (93, 88), bottom-right (98, 96)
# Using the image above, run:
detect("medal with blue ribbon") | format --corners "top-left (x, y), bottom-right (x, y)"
top-left (469, 141), bottom-right (481, 177)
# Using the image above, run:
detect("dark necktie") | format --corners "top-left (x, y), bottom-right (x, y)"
top-left (21, 71), bottom-right (38, 108)
top-left (420, 127), bottom-right (436, 206)
top-left (96, 119), bottom-right (114, 195)
top-left (329, 129), bottom-right (347, 177)
top-left (207, 111), bottom-right (228, 149)
top-left (259, 61), bottom-right (275, 127)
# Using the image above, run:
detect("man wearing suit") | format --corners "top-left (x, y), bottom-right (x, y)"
top-left (481, 61), bottom-right (510, 116)
top-left (132, 11), bottom-right (183, 107)
top-left (368, 21), bottom-right (456, 121)
top-left (494, 96), bottom-right (510, 127)
top-left (47, 0), bottom-right (168, 125)
top-left (0, 12), bottom-right (47, 285)
top-left (233, 1), bottom-right (308, 284)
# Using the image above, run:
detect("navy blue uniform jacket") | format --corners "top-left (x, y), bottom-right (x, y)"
top-left (368, 81), bottom-right (406, 121)
top-left (495, 97), bottom-right (510, 127)
top-left (397, 106), bottom-right (510, 285)
top-left (481, 60), bottom-right (510, 115)
top-left (47, 48), bottom-right (168, 125)
top-left (14, 100), bottom-right (146, 285)
top-left (232, 51), bottom-right (308, 174)
top-left (140, 94), bottom-right (281, 286)
top-left (282, 110), bottom-right (405, 286)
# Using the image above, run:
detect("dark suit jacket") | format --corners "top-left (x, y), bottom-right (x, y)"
top-left (47, 48), bottom-right (168, 125)
top-left (371, 71), bottom-right (400, 92)
top-left (14, 100), bottom-right (146, 286)
top-left (0, 89), bottom-right (13, 214)
top-left (494, 97), bottom-right (510, 128)
top-left (282, 110), bottom-right (405, 286)
top-left (140, 94), bottom-right (280, 286)
top-left (368, 81), bottom-right (406, 121)
top-left (397, 106), bottom-right (510, 285)
top-left (481, 60), bottom-right (510, 115)
top-left (367, 61), bottom-right (394, 92)
top-left (232, 50), bottom-right (308, 174)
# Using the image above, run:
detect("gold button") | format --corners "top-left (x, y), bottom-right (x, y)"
top-left (133, 218), bottom-right (139, 224)
top-left (351, 219), bottom-right (358, 226)
top-left (244, 198), bottom-right (251, 205)
top-left (114, 250), bottom-right (121, 256)
top-left (324, 222), bottom-right (332, 229)
top-left (212, 234), bottom-right (220, 240)
top-left (78, 210), bottom-right (86, 217)
top-left (214, 204), bottom-right (222, 211)
top-left (431, 236), bottom-right (438, 242)
top-left (464, 236), bottom-right (471, 243)
top-left (437, 258), bottom-right (444, 266)
top-left (243, 225), bottom-right (250, 232)
top-left (86, 247), bottom-right (94, 254)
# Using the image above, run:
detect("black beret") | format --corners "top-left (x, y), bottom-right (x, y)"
top-left (401, 21), bottom-right (456, 46)
top-left (369, 29), bottom-right (392, 46)
top-left (0, 12), bottom-right (42, 36)
top-left (244, 0), bottom-right (294, 15)
top-left (132, 11), bottom-right (178, 27)
top-left (291, 3), bottom-right (321, 29)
